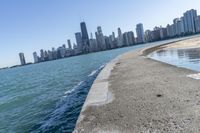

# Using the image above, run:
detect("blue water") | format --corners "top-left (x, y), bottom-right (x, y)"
top-left (148, 47), bottom-right (200, 72)
top-left (0, 38), bottom-right (189, 133)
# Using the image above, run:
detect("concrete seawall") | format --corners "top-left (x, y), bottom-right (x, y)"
top-left (74, 36), bottom-right (200, 133)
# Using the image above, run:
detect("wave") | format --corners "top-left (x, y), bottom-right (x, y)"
top-left (30, 65), bottom-right (105, 133)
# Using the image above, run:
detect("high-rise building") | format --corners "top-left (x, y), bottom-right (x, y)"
top-left (183, 9), bottom-right (197, 34)
top-left (80, 22), bottom-right (89, 40)
top-left (40, 49), bottom-right (45, 61)
top-left (19, 53), bottom-right (26, 65)
top-left (75, 32), bottom-right (82, 54)
top-left (180, 17), bottom-right (185, 35)
top-left (117, 28), bottom-right (123, 47)
top-left (173, 18), bottom-right (180, 36)
top-left (67, 39), bottom-right (72, 49)
top-left (80, 22), bottom-right (90, 53)
top-left (166, 24), bottom-right (175, 38)
top-left (96, 26), bottom-right (106, 50)
top-left (127, 31), bottom-right (135, 45)
top-left (123, 32), bottom-right (129, 46)
top-left (159, 27), bottom-right (168, 40)
top-left (145, 30), bottom-right (153, 42)
top-left (195, 16), bottom-right (200, 33)
top-left (152, 27), bottom-right (161, 41)
top-left (122, 31), bottom-right (135, 46)
top-left (136, 23), bottom-right (145, 43)
top-left (33, 52), bottom-right (39, 63)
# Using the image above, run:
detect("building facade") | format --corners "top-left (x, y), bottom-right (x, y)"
top-left (136, 23), bottom-right (145, 43)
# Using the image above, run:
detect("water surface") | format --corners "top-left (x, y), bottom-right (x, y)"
top-left (148, 47), bottom-right (200, 72)
top-left (0, 37), bottom-right (189, 133)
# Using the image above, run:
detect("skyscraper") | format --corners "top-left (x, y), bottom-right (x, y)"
top-left (19, 53), bottom-right (26, 65)
top-left (195, 16), bottom-right (200, 33)
top-left (96, 26), bottom-right (106, 50)
top-left (136, 23), bottom-right (145, 43)
top-left (117, 28), bottom-right (123, 47)
top-left (80, 22), bottom-right (89, 41)
top-left (127, 31), bottom-right (135, 45)
top-left (183, 9), bottom-right (197, 34)
top-left (67, 39), bottom-right (72, 49)
top-left (80, 22), bottom-right (90, 53)
top-left (75, 32), bottom-right (82, 54)
top-left (33, 52), bottom-right (39, 63)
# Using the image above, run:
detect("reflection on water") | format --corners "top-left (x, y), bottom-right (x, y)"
top-left (148, 48), bottom-right (200, 72)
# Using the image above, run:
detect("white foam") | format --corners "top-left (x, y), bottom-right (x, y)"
top-left (187, 73), bottom-right (200, 80)
top-left (63, 81), bottom-right (83, 97)
top-left (88, 70), bottom-right (98, 77)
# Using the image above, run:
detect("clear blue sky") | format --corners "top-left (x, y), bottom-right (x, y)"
top-left (0, 0), bottom-right (200, 67)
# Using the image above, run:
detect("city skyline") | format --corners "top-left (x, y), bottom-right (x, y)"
top-left (1, 0), bottom-right (200, 67)
top-left (17, 8), bottom-right (200, 67)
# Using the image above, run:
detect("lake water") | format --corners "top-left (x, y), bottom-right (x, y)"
top-left (148, 47), bottom-right (200, 72)
top-left (0, 38), bottom-right (189, 133)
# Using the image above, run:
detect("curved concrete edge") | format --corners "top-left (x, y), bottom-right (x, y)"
top-left (73, 55), bottom-right (123, 132)
top-left (73, 35), bottom-right (200, 132)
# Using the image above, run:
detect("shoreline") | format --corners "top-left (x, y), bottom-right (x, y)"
top-left (73, 36), bottom-right (200, 132)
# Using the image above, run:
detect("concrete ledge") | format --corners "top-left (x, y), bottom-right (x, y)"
top-left (73, 36), bottom-right (200, 133)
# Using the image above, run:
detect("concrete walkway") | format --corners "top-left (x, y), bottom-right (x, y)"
top-left (74, 40), bottom-right (200, 133)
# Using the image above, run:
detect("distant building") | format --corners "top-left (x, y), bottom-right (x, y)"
top-left (136, 23), bottom-right (145, 43)
top-left (40, 49), bottom-right (45, 62)
top-left (127, 31), bottom-right (135, 45)
top-left (183, 9), bottom-right (197, 34)
top-left (145, 30), bottom-right (153, 42)
top-left (166, 24), bottom-right (175, 38)
top-left (80, 22), bottom-right (90, 53)
top-left (33, 52), bottom-right (39, 63)
top-left (75, 32), bottom-right (82, 54)
top-left (19, 53), bottom-right (26, 65)
top-left (117, 28), bottom-right (123, 47)
top-left (152, 27), bottom-right (161, 41)
top-left (159, 27), bottom-right (168, 40)
top-left (96, 26), bottom-right (106, 50)
top-left (195, 16), bottom-right (200, 33)
top-left (67, 40), bottom-right (72, 49)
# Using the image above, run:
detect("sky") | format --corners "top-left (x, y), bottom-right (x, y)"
top-left (0, 0), bottom-right (200, 67)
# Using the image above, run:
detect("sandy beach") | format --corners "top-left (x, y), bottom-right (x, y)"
top-left (164, 37), bottom-right (200, 49)
top-left (74, 36), bottom-right (200, 133)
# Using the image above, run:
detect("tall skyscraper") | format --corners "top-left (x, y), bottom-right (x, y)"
top-left (80, 22), bottom-right (89, 40)
top-left (127, 31), bottom-right (135, 45)
top-left (67, 39), bottom-right (72, 49)
top-left (96, 26), bottom-right (106, 50)
top-left (75, 32), bottom-right (82, 54)
top-left (136, 23), bottom-right (145, 43)
top-left (183, 9), bottom-right (197, 34)
top-left (80, 22), bottom-right (90, 53)
top-left (195, 16), bottom-right (200, 33)
top-left (33, 52), bottom-right (39, 63)
top-left (19, 53), bottom-right (26, 65)
top-left (40, 49), bottom-right (45, 61)
top-left (117, 28), bottom-right (123, 47)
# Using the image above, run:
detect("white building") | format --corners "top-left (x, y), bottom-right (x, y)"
top-left (136, 23), bottom-right (145, 43)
